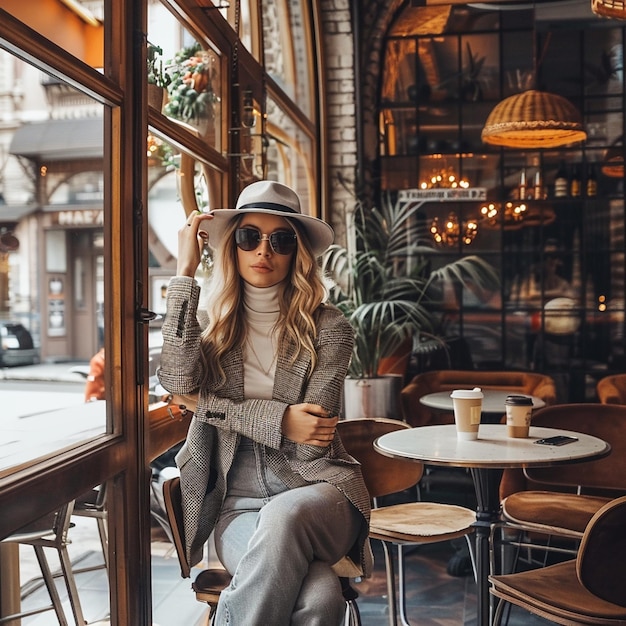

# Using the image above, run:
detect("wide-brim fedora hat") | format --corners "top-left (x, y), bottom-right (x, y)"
top-left (206, 181), bottom-right (334, 257)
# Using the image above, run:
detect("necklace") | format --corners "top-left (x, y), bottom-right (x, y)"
top-left (246, 337), bottom-right (277, 377)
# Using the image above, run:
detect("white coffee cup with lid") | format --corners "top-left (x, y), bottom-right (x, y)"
top-left (450, 387), bottom-right (483, 440)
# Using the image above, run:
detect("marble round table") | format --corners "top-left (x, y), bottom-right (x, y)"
top-left (374, 423), bottom-right (611, 626)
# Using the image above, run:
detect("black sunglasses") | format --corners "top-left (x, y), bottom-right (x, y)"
top-left (234, 226), bottom-right (297, 255)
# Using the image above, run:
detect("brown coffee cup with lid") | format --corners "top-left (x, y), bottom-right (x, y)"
top-left (505, 395), bottom-right (533, 438)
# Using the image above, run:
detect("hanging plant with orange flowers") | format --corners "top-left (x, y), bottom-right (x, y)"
top-left (163, 43), bottom-right (219, 124)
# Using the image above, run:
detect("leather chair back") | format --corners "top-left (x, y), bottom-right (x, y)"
top-left (337, 417), bottom-right (423, 499)
top-left (500, 403), bottom-right (626, 499)
top-left (577, 494), bottom-right (626, 607)
top-left (596, 373), bottom-right (626, 404)
top-left (525, 403), bottom-right (626, 492)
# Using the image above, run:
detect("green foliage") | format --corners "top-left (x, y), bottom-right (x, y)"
top-left (147, 43), bottom-right (170, 88)
top-left (163, 43), bottom-right (219, 124)
top-left (322, 188), bottom-right (500, 378)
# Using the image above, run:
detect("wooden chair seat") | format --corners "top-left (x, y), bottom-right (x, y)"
top-left (492, 561), bottom-right (626, 624)
top-left (489, 495), bottom-right (626, 625)
top-left (192, 568), bottom-right (233, 606)
top-left (370, 502), bottom-right (475, 544)
top-left (502, 491), bottom-right (611, 538)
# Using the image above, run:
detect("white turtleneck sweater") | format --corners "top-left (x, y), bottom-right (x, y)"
top-left (243, 282), bottom-right (280, 400)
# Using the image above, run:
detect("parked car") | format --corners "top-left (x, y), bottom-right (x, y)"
top-left (0, 322), bottom-right (39, 367)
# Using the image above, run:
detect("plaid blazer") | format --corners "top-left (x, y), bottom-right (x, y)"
top-left (158, 277), bottom-right (372, 576)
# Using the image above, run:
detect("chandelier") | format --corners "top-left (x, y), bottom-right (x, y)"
top-left (420, 166), bottom-right (470, 190)
top-left (430, 213), bottom-right (479, 247)
top-left (480, 201), bottom-right (528, 229)
top-left (423, 165), bottom-right (477, 246)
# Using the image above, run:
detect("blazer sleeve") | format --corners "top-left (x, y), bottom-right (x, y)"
top-left (157, 276), bottom-right (204, 394)
top-left (288, 305), bottom-right (355, 462)
top-left (301, 306), bottom-right (354, 415)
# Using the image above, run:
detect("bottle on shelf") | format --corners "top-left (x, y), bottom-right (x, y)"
top-left (519, 168), bottom-right (527, 200)
top-left (554, 160), bottom-right (568, 198)
top-left (570, 164), bottom-right (581, 198)
top-left (586, 163), bottom-right (597, 197)
top-left (533, 169), bottom-right (543, 200)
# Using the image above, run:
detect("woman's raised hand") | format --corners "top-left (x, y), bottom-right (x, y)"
top-left (177, 211), bottom-right (214, 277)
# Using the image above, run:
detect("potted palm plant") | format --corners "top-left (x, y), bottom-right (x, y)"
top-left (323, 185), bottom-right (499, 418)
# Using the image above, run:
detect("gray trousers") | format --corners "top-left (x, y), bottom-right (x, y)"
top-left (213, 439), bottom-right (362, 625)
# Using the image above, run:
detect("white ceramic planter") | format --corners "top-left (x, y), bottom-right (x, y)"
top-left (343, 375), bottom-right (404, 420)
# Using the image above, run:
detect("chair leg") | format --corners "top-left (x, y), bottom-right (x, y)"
top-left (492, 597), bottom-right (506, 626)
top-left (58, 543), bottom-right (87, 626)
top-left (379, 540), bottom-right (398, 626)
top-left (396, 544), bottom-right (412, 626)
top-left (345, 597), bottom-right (362, 626)
top-left (33, 544), bottom-right (70, 626)
top-left (463, 534), bottom-right (478, 583)
top-left (96, 516), bottom-right (109, 570)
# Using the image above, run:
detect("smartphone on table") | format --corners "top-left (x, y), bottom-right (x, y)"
top-left (534, 435), bottom-right (579, 446)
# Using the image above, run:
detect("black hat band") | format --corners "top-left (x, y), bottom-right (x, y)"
top-left (237, 202), bottom-right (298, 214)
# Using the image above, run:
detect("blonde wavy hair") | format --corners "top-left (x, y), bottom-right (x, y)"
top-left (199, 214), bottom-right (327, 388)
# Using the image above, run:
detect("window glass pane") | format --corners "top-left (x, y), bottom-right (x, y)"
top-left (262, 0), bottom-right (313, 119)
top-left (2, 0), bottom-right (104, 69)
top-left (149, 3), bottom-right (223, 151)
top-left (221, 0), bottom-right (253, 52)
top-left (0, 49), bottom-right (106, 473)
top-left (147, 136), bottom-right (215, 377)
top-left (265, 96), bottom-right (315, 212)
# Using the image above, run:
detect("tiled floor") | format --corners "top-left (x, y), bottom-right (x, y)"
top-left (13, 471), bottom-right (554, 625)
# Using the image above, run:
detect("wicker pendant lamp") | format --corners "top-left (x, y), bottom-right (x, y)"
top-left (482, 21), bottom-right (586, 149)
top-left (482, 89), bottom-right (587, 148)
top-left (591, 0), bottom-right (626, 19)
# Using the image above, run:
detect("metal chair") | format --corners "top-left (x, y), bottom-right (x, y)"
top-left (162, 476), bottom-right (362, 626)
top-left (489, 495), bottom-right (626, 625)
top-left (72, 483), bottom-right (108, 572)
top-left (496, 403), bottom-right (626, 572)
top-left (336, 417), bottom-right (476, 626)
top-left (0, 500), bottom-right (86, 626)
